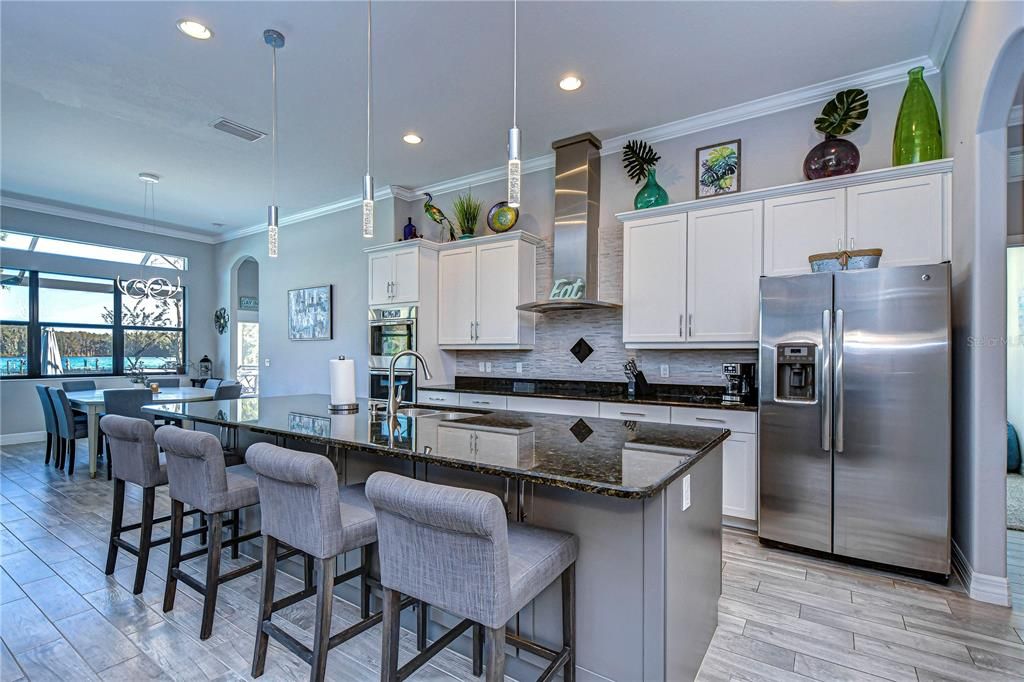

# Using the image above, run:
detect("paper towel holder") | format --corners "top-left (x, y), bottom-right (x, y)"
top-left (328, 355), bottom-right (359, 413)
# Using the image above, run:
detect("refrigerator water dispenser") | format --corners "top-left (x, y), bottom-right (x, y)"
top-left (775, 343), bottom-right (816, 402)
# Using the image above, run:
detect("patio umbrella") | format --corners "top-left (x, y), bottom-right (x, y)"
top-left (43, 328), bottom-right (63, 375)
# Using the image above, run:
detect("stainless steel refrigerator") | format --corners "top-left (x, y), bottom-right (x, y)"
top-left (758, 263), bottom-right (951, 576)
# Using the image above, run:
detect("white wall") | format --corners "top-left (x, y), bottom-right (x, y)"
top-left (1008, 247), bottom-right (1024, 439)
top-left (942, 0), bottom-right (1024, 599)
top-left (0, 205), bottom-right (218, 436)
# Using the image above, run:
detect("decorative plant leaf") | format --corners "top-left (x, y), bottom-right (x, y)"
top-left (814, 88), bottom-right (869, 137)
top-left (622, 139), bottom-right (661, 184)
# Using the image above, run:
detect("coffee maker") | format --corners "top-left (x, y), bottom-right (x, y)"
top-left (722, 362), bottom-right (757, 405)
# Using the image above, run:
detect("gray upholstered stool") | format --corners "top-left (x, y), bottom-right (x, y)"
top-left (245, 443), bottom-right (421, 682)
top-left (366, 472), bottom-right (578, 682)
top-left (101, 415), bottom-right (204, 594)
top-left (156, 426), bottom-right (275, 640)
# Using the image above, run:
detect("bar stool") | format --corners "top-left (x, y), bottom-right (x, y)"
top-left (366, 472), bottom-right (578, 682)
top-left (156, 426), bottom-right (268, 640)
top-left (245, 443), bottom-right (421, 682)
top-left (101, 415), bottom-right (203, 594)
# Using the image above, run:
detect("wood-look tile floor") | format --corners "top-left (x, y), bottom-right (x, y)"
top-left (2, 441), bottom-right (1023, 682)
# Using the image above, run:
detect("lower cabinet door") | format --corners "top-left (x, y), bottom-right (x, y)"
top-left (722, 432), bottom-right (757, 521)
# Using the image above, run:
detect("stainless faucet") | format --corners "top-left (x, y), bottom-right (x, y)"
top-left (387, 350), bottom-right (432, 416)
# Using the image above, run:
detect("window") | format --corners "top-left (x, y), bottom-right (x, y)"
top-left (0, 268), bottom-right (186, 379)
top-left (0, 230), bottom-right (188, 271)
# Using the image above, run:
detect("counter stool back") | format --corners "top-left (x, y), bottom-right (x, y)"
top-left (366, 471), bottom-right (578, 682)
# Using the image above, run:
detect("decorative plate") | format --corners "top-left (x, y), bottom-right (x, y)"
top-left (487, 201), bottom-right (519, 233)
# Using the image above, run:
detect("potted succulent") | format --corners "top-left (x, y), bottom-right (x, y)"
top-left (622, 139), bottom-right (668, 209)
top-left (452, 191), bottom-right (482, 239)
top-left (803, 88), bottom-right (869, 179)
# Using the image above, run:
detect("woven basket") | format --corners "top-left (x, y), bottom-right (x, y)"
top-left (808, 248), bottom-right (883, 272)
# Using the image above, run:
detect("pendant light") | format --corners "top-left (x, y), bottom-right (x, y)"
top-left (116, 173), bottom-right (182, 301)
top-left (507, 0), bottom-right (521, 208)
top-left (264, 29), bottom-right (285, 257)
top-left (362, 0), bottom-right (375, 238)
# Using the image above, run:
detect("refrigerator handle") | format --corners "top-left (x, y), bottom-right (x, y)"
top-left (821, 309), bottom-right (832, 451)
top-left (834, 308), bottom-right (845, 453)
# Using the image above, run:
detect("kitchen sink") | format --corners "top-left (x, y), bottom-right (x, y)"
top-left (393, 407), bottom-right (481, 421)
top-left (394, 408), bottom-right (442, 417)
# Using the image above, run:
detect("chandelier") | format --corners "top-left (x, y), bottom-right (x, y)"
top-left (116, 172), bottom-right (182, 301)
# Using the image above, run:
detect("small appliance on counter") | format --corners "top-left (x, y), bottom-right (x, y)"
top-left (722, 362), bottom-right (756, 405)
top-left (622, 359), bottom-right (650, 398)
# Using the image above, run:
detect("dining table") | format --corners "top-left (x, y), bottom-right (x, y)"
top-left (66, 386), bottom-right (215, 478)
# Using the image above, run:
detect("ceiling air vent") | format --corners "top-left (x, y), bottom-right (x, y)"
top-left (210, 118), bottom-right (266, 142)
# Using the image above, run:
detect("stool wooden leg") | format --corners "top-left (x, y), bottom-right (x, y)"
top-left (163, 499), bottom-right (184, 613)
top-left (200, 513), bottom-right (222, 640)
top-left (485, 626), bottom-right (506, 682)
top-left (198, 512), bottom-right (208, 546)
top-left (417, 602), bottom-right (428, 652)
top-left (311, 556), bottom-right (336, 682)
top-left (381, 588), bottom-right (402, 682)
top-left (133, 487), bottom-right (155, 595)
top-left (360, 544), bottom-right (371, 619)
top-left (230, 509), bottom-right (240, 560)
top-left (44, 433), bottom-right (53, 465)
top-left (251, 535), bottom-right (278, 678)
top-left (472, 623), bottom-right (484, 676)
top-left (303, 553), bottom-right (314, 591)
top-left (105, 478), bottom-right (125, 575)
top-left (562, 564), bottom-right (576, 682)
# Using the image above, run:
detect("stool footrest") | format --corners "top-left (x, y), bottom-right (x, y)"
top-left (506, 633), bottom-right (571, 682)
top-left (397, 617), bottom-right (474, 682)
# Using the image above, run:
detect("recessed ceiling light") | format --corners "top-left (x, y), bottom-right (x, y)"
top-left (559, 75), bottom-right (583, 92)
top-left (138, 172), bottom-right (160, 184)
top-left (177, 19), bottom-right (213, 40)
top-left (403, 133), bottom-right (422, 144)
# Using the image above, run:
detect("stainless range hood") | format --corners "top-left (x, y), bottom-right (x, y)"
top-left (517, 133), bottom-right (621, 313)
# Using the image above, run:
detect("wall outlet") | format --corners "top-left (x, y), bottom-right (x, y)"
top-left (660, 364), bottom-right (670, 378)
top-left (515, 362), bottom-right (523, 374)
top-left (478, 362), bottom-right (486, 373)
top-left (264, 358), bottom-right (271, 367)
top-left (485, 362), bottom-right (492, 373)
top-left (681, 475), bottom-right (691, 511)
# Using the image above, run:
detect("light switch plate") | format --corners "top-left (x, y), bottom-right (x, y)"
top-left (485, 362), bottom-right (492, 373)
top-left (660, 364), bottom-right (670, 378)
top-left (264, 358), bottom-right (271, 367)
top-left (681, 475), bottom-right (691, 511)
top-left (478, 362), bottom-right (486, 372)
top-left (516, 362), bottom-right (523, 374)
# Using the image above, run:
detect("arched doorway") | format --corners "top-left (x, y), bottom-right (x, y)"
top-left (230, 256), bottom-right (260, 395)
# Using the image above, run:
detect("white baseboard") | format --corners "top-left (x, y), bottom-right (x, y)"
top-left (952, 539), bottom-right (1011, 606)
top-left (0, 431), bottom-right (47, 446)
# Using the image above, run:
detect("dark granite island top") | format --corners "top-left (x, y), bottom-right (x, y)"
top-left (143, 394), bottom-right (729, 499)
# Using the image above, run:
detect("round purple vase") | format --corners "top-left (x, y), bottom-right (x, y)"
top-left (803, 135), bottom-right (860, 180)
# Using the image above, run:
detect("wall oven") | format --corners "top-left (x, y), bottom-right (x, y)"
top-left (369, 306), bottom-right (417, 369)
top-left (368, 369), bottom-right (417, 405)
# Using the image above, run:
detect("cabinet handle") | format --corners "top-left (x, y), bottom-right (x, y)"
top-left (469, 321), bottom-right (475, 341)
top-left (428, 397), bottom-right (445, 402)
top-left (695, 416), bottom-right (726, 423)
top-left (471, 400), bottom-right (490, 405)
top-left (679, 314), bottom-right (683, 337)
top-left (619, 411), bottom-right (647, 417)
top-left (849, 236), bottom-right (855, 251)
top-left (475, 321), bottom-right (480, 340)
top-left (836, 237), bottom-right (842, 252)
top-left (688, 314), bottom-right (693, 337)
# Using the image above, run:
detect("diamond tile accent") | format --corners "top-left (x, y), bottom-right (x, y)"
top-left (569, 338), bottom-right (594, 364)
top-left (569, 418), bottom-right (593, 443)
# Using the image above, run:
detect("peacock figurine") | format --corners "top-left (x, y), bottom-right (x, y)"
top-left (423, 192), bottom-right (458, 242)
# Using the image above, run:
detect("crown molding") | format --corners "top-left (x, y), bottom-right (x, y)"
top-left (1010, 145), bottom-right (1023, 183)
top-left (1010, 105), bottom-right (1023, 128)
top-left (0, 195), bottom-right (219, 244)
top-left (928, 1), bottom-right (966, 69)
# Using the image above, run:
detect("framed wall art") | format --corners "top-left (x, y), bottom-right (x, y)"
top-left (695, 139), bottom-right (742, 198)
top-left (287, 284), bottom-right (332, 340)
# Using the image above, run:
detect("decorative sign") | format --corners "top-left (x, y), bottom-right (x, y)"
top-left (550, 277), bottom-right (585, 300)
top-left (239, 296), bottom-right (259, 311)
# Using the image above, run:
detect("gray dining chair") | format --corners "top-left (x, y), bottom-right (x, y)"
top-left (48, 387), bottom-right (89, 475)
top-left (203, 378), bottom-right (222, 391)
top-left (61, 379), bottom-right (96, 393)
top-left (213, 381), bottom-right (242, 400)
top-left (151, 377), bottom-right (180, 388)
top-left (35, 385), bottom-right (60, 466)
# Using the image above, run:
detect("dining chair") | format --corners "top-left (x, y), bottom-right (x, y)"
top-left (203, 378), bottom-right (222, 391)
top-left (61, 380), bottom-right (96, 393)
top-left (35, 384), bottom-right (60, 466)
top-left (152, 377), bottom-right (180, 388)
top-left (48, 387), bottom-right (89, 475)
top-left (213, 381), bottom-right (243, 400)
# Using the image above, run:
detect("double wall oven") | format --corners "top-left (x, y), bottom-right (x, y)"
top-left (368, 306), bottom-right (418, 404)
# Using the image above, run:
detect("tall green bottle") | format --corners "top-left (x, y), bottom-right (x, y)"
top-left (892, 66), bottom-right (942, 166)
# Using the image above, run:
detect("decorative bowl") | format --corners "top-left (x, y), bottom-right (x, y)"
top-left (487, 201), bottom-right (519, 233)
top-left (809, 248), bottom-right (883, 272)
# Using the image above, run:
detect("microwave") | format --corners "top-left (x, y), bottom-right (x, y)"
top-left (368, 368), bottom-right (417, 405)
top-left (369, 306), bottom-right (417, 369)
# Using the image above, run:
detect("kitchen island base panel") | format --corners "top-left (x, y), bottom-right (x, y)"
top-left (344, 445), bottom-right (721, 682)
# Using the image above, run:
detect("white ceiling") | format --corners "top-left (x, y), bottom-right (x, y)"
top-left (1, 1), bottom-right (953, 238)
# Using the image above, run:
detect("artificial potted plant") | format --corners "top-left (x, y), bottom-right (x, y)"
top-left (452, 191), bottom-right (482, 239)
top-left (622, 139), bottom-right (668, 209)
top-left (803, 88), bottom-right (869, 179)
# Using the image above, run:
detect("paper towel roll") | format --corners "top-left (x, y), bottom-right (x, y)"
top-left (329, 357), bottom-right (356, 409)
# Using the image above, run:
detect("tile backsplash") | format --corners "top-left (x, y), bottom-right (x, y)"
top-left (454, 308), bottom-right (756, 386)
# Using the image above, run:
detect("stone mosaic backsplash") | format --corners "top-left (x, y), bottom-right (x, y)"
top-left (454, 308), bottom-right (757, 386)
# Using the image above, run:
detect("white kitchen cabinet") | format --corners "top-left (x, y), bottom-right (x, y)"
top-left (763, 189), bottom-right (846, 276)
top-left (622, 215), bottom-right (686, 343)
top-left (417, 390), bottom-right (460, 407)
top-left (458, 393), bottom-right (508, 410)
top-left (721, 432), bottom-right (757, 521)
top-left (367, 243), bottom-right (419, 305)
top-left (437, 232), bottom-right (540, 349)
top-left (506, 396), bottom-right (600, 417)
top-left (686, 201), bottom-right (762, 343)
top-left (436, 423), bottom-right (534, 468)
top-left (598, 402), bottom-right (671, 423)
top-left (845, 173), bottom-right (946, 267)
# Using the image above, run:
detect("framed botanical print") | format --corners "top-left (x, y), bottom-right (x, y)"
top-left (287, 284), bottom-right (332, 340)
top-left (695, 139), bottom-right (742, 198)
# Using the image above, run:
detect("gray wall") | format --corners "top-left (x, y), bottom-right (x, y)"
top-left (0, 205), bottom-right (218, 435)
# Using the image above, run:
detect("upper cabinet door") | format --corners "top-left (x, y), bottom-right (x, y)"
top-left (437, 247), bottom-right (477, 344)
top-left (763, 189), bottom-right (845, 276)
top-left (623, 215), bottom-right (686, 343)
top-left (686, 201), bottom-right (763, 342)
top-left (846, 173), bottom-right (945, 267)
top-left (391, 248), bottom-right (420, 303)
top-left (368, 252), bottom-right (394, 305)
top-left (475, 241), bottom-right (520, 344)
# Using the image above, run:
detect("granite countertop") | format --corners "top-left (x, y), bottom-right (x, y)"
top-left (422, 377), bottom-right (758, 412)
top-left (144, 395), bottom-right (729, 499)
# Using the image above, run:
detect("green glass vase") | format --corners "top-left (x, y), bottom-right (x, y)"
top-left (634, 168), bottom-right (669, 209)
top-left (892, 66), bottom-right (942, 166)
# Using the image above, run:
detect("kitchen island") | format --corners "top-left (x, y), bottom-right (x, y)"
top-left (145, 395), bottom-right (727, 682)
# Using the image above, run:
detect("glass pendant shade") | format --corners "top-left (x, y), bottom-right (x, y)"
top-left (362, 174), bottom-right (374, 238)
top-left (508, 127), bottom-right (521, 207)
top-left (267, 205), bottom-right (279, 257)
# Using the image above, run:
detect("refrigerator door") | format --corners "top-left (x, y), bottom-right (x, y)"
top-left (758, 272), bottom-right (834, 552)
top-left (832, 264), bottom-right (951, 574)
